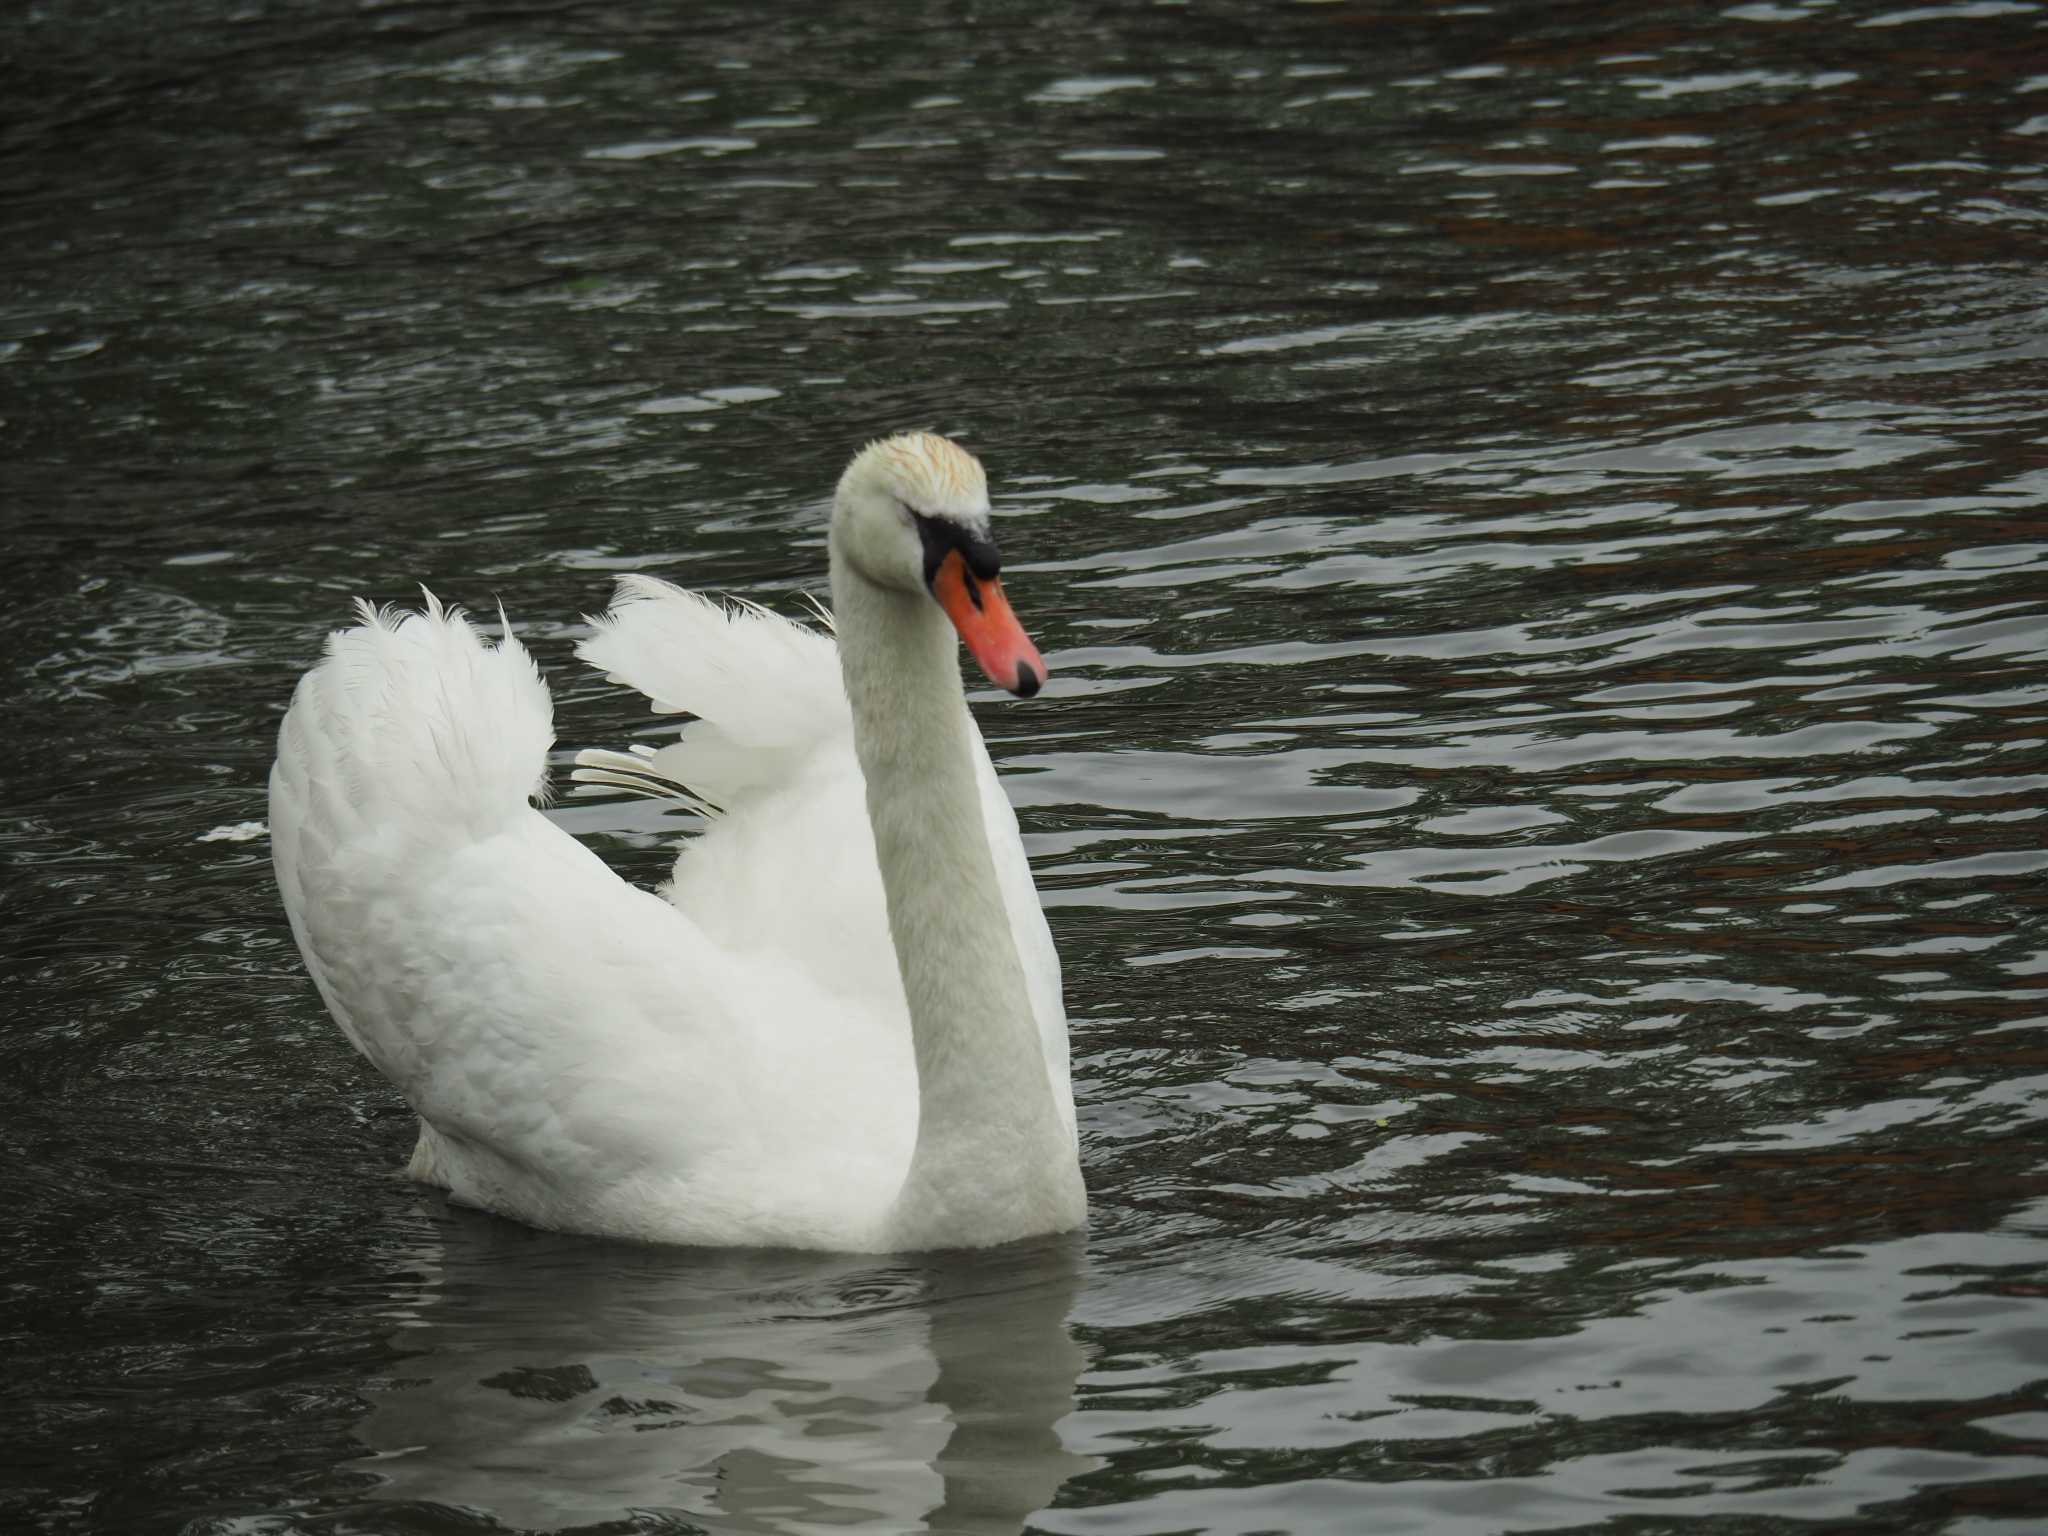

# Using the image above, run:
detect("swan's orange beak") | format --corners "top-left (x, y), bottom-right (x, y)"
top-left (931, 549), bottom-right (1046, 698)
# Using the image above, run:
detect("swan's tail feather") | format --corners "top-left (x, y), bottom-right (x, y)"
top-left (575, 576), bottom-right (849, 815)
top-left (271, 593), bottom-right (554, 858)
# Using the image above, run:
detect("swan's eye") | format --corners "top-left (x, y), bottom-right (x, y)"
top-left (912, 512), bottom-right (1002, 590)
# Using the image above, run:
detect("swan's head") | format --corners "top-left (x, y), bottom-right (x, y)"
top-left (833, 431), bottom-right (1047, 698)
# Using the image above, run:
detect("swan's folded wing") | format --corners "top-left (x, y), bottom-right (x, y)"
top-left (574, 575), bottom-right (849, 814)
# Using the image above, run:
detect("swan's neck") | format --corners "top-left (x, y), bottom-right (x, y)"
top-left (830, 545), bottom-right (1080, 1248)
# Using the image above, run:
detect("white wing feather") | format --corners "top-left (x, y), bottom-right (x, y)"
top-left (572, 576), bottom-right (1070, 1133)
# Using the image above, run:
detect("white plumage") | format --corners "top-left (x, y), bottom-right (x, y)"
top-left (269, 434), bottom-right (1085, 1251)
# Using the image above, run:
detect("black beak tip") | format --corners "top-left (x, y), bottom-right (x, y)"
top-left (1012, 662), bottom-right (1041, 699)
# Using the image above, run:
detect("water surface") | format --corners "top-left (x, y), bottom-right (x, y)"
top-left (5, 1), bottom-right (2047, 1531)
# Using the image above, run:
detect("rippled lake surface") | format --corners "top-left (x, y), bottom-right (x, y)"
top-left (6, 1), bottom-right (2048, 1531)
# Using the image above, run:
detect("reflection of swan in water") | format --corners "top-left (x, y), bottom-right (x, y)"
top-left (355, 1203), bottom-right (1091, 1533)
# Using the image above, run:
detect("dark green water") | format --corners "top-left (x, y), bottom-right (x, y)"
top-left (5, 2), bottom-right (2047, 1532)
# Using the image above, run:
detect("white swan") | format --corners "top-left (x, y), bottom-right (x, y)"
top-left (268, 432), bottom-right (1086, 1251)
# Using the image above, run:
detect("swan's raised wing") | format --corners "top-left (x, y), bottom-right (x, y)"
top-left (269, 596), bottom-right (915, 1245)
top-left (267, 601), bottom-right (718, 1163)
top-left (571, 577), bottom-right (898, 1002)
top-left (573, 574), bottom-right (849, 817)
top-left (572, 576), bottom-right (1072, 1133)
top-left (269, 593), bottom-right (559, 1061)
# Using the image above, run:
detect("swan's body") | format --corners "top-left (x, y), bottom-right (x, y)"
top-left (268, 434), bottom-right (1085, 1250)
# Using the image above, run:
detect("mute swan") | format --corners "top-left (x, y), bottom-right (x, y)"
top-left (269, 433), bottom-right (1086, 1251)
